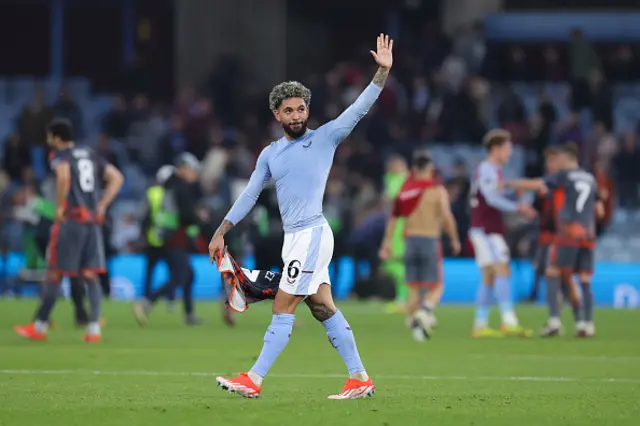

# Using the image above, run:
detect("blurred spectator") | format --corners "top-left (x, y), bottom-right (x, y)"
top-left (126, 93), bottom-right (152, 163)
top-left (505, 46), bottom-right (530, 81)
top-left (453, 21), bottom-right (486, 74)
top-left (410, 76), bottom-right (430, 114)
top-left (174, 85), bottom-right (197, 121)
top-left (208, 55), bottom-right (243, 125)
top-left (613, 133), bottom-right (640, 209)
top-left (184, 98), bottom-right (215, 159)
top-left (200, 124), bottom-right (230, 195)
top-left (52, 85), bottom-right (84, 140)
top-left (440, 54), bottom-right (467, 93)
top-left (95, 134), bottom-right (121, 170)
top-left (587, 121), bottom-right (617, 167)
top-left (101, 94), bottom-right (131, 140)
top-left (537, 89), bottom-right (558, 129)
top-left (440, 78), bottom-right (487, 142)
top-left (2, 133), bottom-right (30, 182)
top-left (17, 85), bottom-right (53, 146)
top-left (569, 28), bottom-right (601, 110)
top-left (587, 69), bottom-right (613, 131)
top-left (525, 114), bottom-right (550, 178)
top-left (159, 114), bottom-right (187, 166)
top-left (446, 158), bottom-right (470, 202)
top-left (111, 211), bottom-right (141, 253)
top-left (497, 87), bottom-right (527, 143)
top-left (541, 45), bottom-right (566, 82)
top-left (420, 22), bottom-right (451, 72)
top-left (607, 44), bottom-right (637, 82)
top-left (557, 113), bottom-right (584, 155)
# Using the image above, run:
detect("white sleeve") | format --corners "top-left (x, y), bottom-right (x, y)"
top-left (478, 163), bottom-right (518, 212)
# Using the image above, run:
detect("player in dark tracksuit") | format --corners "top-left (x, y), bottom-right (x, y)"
top-left (133, 153), bottom-right (203, 326)
top-left (15, 119), bottom-right (124, 342)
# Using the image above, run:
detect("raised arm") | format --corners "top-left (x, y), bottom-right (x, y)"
top-left (326, 34), bottom-right (393, 147)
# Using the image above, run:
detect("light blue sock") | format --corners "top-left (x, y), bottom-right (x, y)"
top-left (474, 283), bottom-right (492, 328)
top-left (323, 310), bottom-right (365, 375)
top-left (495, 275), bottom-right (518, 325)
top-left (250, 314), bottom-right (295, 377)
top-left (494, 275), bottom-right (514, 313)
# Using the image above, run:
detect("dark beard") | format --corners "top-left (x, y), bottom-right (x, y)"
top-left (282, 120), bottom-right (307, 139)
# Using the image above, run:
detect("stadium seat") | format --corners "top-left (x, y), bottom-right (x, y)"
top-left (8, 76), bottom-right (36, 106)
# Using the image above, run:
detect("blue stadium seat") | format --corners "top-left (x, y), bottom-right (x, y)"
top-left (8, 76), bottom-right (36, 106)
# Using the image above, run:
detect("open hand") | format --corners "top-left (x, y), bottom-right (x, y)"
top-left (370, 33), bottom-right (393, 70)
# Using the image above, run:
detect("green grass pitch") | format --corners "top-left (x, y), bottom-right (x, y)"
top-left (1, 299), bottom-right (639, 426)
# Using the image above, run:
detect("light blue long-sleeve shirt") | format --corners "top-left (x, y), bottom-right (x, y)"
top-left (225, 82), bottom-right (382, 233)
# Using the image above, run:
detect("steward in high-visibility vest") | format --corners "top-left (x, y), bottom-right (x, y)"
top-left (145, 184), bottom-right (180, 248)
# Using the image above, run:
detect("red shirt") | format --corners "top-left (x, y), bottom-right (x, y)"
top-left (392, 177), bottom-right (437, 218)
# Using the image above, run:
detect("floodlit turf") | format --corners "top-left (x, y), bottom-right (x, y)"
top-left (1, 299), bottom-right (639, 426)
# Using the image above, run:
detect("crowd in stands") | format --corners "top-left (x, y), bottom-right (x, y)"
top-left (1, 23), bottom-right (639, 266)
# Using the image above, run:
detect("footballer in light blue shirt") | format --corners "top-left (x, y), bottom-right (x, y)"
top-left (209, 34), bottom-right (393, 400)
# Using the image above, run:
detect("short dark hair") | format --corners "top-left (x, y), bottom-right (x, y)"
top-left (48, 119), bottom-right (74, 142)
top-left (412, 152), bottom-right (432, 171)
top-left (558, 142), bottom-right (579, 159)
top-left (482, 129), bottom-right (511, 151)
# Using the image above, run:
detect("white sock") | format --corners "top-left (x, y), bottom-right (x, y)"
top-left (247, 370), bottom-right (263, 386)
top-left (501, 311), bottom-right (518, 327)
top-left (349, 371), bottom-right (369, 381)
top-left (548, 317), bottom-right (562, 328)
top-left (473, 319), bottom-right (488, 329)
top-left (86, 322), bottom-right (101, 336)
top-left (34, 320), bottom-right (48, 334)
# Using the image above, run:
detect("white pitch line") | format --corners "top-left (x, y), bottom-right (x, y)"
top-left (470, 354), bottom-right (640, 362)
top-left (0, 369), bottom-right (639, 384)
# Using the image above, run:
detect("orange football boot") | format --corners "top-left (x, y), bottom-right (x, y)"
top-left (327, 377), bottom-right (375, 399)
top-left (14, 323), bottom-right (47, 341)
top-left (216, 373), bottom-right (261, 398)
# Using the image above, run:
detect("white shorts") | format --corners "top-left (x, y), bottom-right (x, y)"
top-left (279, 222), bottom-right (334, 296)
top-left (468, 228), bottom-right (510, 268)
